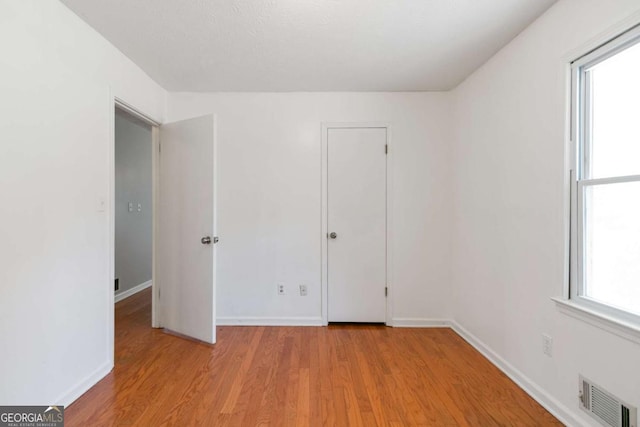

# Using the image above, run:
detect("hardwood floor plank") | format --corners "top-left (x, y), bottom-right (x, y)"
top-left (220, 327), bottom-right (264, 414)
top-left (65, 290), bottom-right (562, 426)
top-left (296, 368), bottom-right (310, 427)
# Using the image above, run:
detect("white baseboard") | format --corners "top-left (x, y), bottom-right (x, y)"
top-left (217, 317), bottom-right (323, 326)
top-left (391, 318), bottom-right (451, 328)
top-left (115, 280), bottom-right (152, 303)
top-left (449, 321), bottom-right (581, 427)
top-left (57, 361), bottom-right (112, 407)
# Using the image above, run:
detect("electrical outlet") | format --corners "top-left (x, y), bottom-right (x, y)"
top-left (299, 284), bottom-right (307, 296)
top-left (277, 284), bottom-right (285, 295)
top-left (542, 334), bottom-right (553, 357)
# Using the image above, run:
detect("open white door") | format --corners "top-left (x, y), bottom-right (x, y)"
top-left (157, 114), bottom-right (216, 344)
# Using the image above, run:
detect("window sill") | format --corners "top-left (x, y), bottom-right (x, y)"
top-left (552, 297), bottom-right (640, 345)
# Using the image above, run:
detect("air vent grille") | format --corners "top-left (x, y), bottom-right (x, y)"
top-left (579, 376), bottom-right (637, 427)
top-left (583, 378), bottom-right (591, 411)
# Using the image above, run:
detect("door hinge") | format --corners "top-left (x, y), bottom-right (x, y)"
top-left (385, 287), bottom-right (388, 297)
top-left (158, 141), bottom-right (161, 153)
top-left (158, 287), bottom-right (161, 299)
top-left (385, 144), bottom-right (388, 154)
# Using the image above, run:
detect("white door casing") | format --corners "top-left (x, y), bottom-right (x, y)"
top-left (157, 114), bottom-right (216, 343)
top-left (325, 126), bottom-right (388, 323)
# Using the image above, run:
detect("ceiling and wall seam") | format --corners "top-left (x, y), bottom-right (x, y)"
top-left (59, 0), bottom-right (558, 93)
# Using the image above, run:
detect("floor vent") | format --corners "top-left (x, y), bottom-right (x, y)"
top-left (580, 376), bottom-right (637, 427)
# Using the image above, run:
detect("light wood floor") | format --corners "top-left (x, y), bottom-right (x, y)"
top-left (66, 289), bottom-right (561, 426)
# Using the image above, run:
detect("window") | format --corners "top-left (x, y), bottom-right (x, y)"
top-left (570, 25), bottom-right (640, 324)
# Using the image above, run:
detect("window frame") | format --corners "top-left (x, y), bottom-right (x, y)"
top-left (569, 24), bottom-right (640, 326)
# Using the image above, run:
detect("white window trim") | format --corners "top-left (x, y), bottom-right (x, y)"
top-left (555, 22), bottom-right (640, 344)
top-left (552, 298), bottom-right (640, 345)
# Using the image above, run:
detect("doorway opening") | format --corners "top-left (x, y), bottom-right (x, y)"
top-left (109, 99), bottom-right (162, 371)
top-left (113, 105), bottom-right (158, 353)
top-left (114, 108), bottom-right (153, 306)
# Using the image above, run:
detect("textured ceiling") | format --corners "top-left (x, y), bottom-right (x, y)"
top-left (60, 0), bottom-right (557, 91)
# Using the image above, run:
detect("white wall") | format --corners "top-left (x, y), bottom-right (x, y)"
top-left (0, 0), bottom-right (164, 406)
top-left (115, 111), bottom-right (153, 296)
top-left (451, 0), bottom-right (640, 425)
top-left (167, 92), bottom-right (453, 325)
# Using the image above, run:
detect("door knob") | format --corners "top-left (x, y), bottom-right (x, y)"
top-left (201, 236), bottom-right (212, 244)
top-left (329, 232), bottom-right (337, 239)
